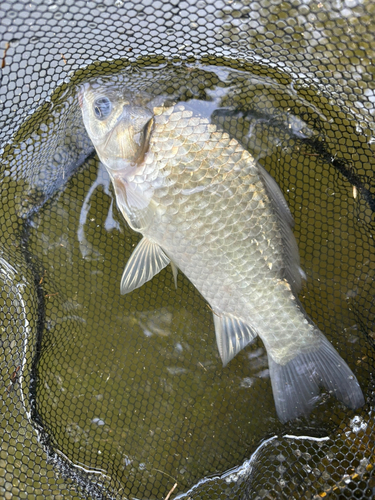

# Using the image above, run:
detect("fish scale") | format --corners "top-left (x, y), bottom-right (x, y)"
top-left (143, 113), bottom-right (297, 330)
top-left (80, 83), bottom-right (364, 422)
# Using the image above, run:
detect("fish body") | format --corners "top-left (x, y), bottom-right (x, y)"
top-left (79, 82), bottom-right (364, 422)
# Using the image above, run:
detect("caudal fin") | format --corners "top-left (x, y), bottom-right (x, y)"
top-left (268, 334), bottom-right (365, 423)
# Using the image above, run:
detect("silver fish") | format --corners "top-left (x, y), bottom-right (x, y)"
top-left (79, 81), bottom-right (364, 422)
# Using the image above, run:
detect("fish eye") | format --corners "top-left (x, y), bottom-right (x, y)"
top-left (93, 96), bottom-right (112, 120)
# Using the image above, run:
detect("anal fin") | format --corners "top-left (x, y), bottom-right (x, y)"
top-left (120, 237), bottom-right (170, 294)
top-left (213, 312), bottom-right (258, 366)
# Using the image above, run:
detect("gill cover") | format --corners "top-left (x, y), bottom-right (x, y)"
top-left (79, 84), bottom-right (166, 170)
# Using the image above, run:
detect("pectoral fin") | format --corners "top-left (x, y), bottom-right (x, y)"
top-left (213, 312), bottom-right (257, 366)
top-left (120, 237), bottom-right (170, 294)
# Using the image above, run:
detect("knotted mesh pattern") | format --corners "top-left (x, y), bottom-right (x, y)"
top-left (0, 1), bottom-right (374, 498)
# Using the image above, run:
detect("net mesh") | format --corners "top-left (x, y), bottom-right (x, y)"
top-left (0, 1), bottom-right (374, 499)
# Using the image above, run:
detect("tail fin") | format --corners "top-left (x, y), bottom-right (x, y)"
top-left (268, 334), bottom-right (365, 423)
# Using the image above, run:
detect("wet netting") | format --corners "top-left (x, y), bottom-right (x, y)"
top-left (0, 0), bottom-right (375, 499)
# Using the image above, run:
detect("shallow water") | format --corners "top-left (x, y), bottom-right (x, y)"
top-left (8, 57), bottom-right (373, 498)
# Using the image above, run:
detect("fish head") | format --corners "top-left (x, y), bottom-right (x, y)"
top-left (79, 81), bottom-right (166, 173)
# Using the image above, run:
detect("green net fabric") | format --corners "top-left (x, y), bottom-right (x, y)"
top-left (0, 1), bottom-right (374, 499)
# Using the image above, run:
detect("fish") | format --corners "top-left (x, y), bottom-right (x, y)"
top-left (79, 80), bottom-right (365, 423)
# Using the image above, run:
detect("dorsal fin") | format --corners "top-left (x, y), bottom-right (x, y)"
top-left (258, 165), bottom-right (305, 295)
